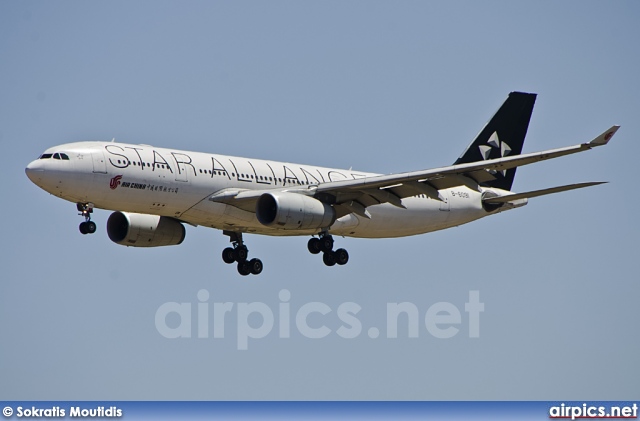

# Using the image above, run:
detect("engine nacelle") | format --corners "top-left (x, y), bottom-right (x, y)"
top-left (256, 192), bottom-right (336, 230)
top-left (107, 211), bottom-right (186, 247)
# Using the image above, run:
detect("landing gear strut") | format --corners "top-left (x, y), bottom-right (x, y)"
top-left (221, 230), bottom-right (263, 276)
top-left (77, 202), bottom-right (96, 235)
top-left (308, 233), bottom-right (349, 267)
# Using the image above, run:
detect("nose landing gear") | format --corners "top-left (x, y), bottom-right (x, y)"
top-left (77, 203), bottom-right (96, 235)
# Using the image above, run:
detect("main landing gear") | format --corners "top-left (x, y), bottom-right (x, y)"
top-left (308, 233), bottom-right (349, 267)
top-left (221, 231), bottom-right (263, 276)
top-left (77, 203), bottom-right (96, 235)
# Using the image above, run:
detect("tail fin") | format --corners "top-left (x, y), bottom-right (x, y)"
top-left (454, 91), bottom-right (537, 191)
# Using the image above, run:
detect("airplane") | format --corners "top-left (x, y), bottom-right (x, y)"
top-left (25, 92), bottom-right (618, 276)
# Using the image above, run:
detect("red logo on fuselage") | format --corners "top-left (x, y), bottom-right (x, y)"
top-left (110, 175), bottom-right (123, 190)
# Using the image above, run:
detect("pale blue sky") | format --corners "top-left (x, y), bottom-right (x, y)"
top-left (1, 1), bottom-right (638, 400)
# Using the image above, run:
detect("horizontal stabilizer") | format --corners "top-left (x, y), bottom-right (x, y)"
top-left (483, 182), bottom-right (607, 204)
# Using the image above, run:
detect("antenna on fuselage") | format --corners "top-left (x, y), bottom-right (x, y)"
top-left (111, 138), bottom-right (115, 143)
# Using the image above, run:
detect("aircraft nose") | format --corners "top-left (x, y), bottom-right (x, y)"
top-left (25, 159), bottom-right (44, 183)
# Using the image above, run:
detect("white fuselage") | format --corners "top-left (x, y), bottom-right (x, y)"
top-left (25, 141), bottom-right (494, 238)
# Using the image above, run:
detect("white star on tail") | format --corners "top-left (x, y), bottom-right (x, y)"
top-left (478, 131), bottom-right (511, 176)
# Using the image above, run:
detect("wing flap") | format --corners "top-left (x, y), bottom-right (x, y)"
top-left (464, 169), bottom-right (498, 184)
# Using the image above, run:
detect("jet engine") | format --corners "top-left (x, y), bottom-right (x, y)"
top-left (107, 211), bottom-right (186, 247)
top-left (256, 192), bottom-right (336, 230)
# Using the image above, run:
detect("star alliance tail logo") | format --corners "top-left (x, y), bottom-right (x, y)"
top-left (478, 131), bottom-right (511, 176)
top-left (109, 175), bottom-right (122, 190)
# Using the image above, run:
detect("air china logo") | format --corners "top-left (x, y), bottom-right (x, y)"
top-left (110, 175), bottom-right (123, 190)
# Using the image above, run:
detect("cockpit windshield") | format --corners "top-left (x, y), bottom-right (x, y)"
top-left (40, 153), bottom-right (69, 160)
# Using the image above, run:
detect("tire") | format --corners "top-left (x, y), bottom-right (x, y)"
top-left (320, 236), bottom-right (334, 253)
top-left (322, 251), bottom-right (336, 267)
top-left (237, 261), bottom-right (251, 276)
top-left (86, 221), bottom-right (97, 234)
top-left (222, 247), bottom-right (236, 264)
top-left (79, 222), bottom-right (88, 234)
top-left (335, 248), bottom-right (349, 265)
top-left (249, 258), bottom-right (263, 275)
top-left (234, 246), bottom-right (248, 262)
top-left (307, 238), bottom-right (321, 254)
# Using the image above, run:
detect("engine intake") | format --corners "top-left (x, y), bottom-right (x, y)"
top-left (107, 211), bottom-right (186, 247)
top-left (256, 192), bottom-right (336, 230)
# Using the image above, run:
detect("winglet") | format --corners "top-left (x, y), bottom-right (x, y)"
top-left (589, 125), bottom-right (620, 147)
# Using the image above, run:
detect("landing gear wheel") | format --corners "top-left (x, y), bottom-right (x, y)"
top-left (307, 238), bottom-right (322, 254)
top-left (234, 246), bottom-right (248, 262)
top-left (335, 248), bottom-right (349, 265)
top-left (323, 251), bottom-right (337, 267)
top-left (77, 202), bottom-right (95, 235)
top-left (320, 236), bottom-right (334, 253)
top-left (237, 261), bottom-right (251, 276)
top-left (222, 231), bottom-right (264, 276)
top-left (248, 258), bottom-right (263, 275)
top-left (222, 247), bottom-right (236, 264)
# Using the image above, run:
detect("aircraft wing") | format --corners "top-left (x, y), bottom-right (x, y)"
top-left (210, 126), bottom-right (618, 217)
top-left (312, 125), bottom-right (618, 217)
